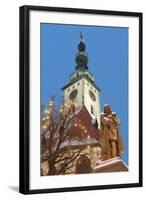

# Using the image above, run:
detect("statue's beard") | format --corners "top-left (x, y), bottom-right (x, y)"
top-left (104, 109), bottom-right (112, 116)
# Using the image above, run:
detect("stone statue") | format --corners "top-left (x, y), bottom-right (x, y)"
top-left (100, 104), bottom-right (124, 161)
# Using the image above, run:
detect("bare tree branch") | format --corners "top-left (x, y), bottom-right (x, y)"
top-left (41, 99), bottom-right (90, 175)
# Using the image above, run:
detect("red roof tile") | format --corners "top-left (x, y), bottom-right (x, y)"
top-left (68, 106), bottom-right (100, 141)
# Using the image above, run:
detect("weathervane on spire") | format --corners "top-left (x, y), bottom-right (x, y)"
top-left (78, 32), bottom-right (86, 52)
top-left (80, 32), bottom-right (83, 41)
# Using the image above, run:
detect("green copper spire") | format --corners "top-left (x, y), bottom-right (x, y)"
top-left (75, 33), bottom-right (88, 70)
top-left (61, 33), bottom-right (101, 93)
top-left (70, 34), bottom-right (95, 83)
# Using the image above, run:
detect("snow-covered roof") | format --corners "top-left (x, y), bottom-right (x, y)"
top-left (60, 137), bottom-right (99, 149)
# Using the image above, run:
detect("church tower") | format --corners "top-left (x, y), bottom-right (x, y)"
top-left (62, 34), bottom-right (101, 124)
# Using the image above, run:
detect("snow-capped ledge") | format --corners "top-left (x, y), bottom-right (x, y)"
top-left (93, 157), bottom-right (128, 173)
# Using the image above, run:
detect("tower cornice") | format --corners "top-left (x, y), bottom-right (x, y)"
top-left (61, 75), bottom-right (101, 92)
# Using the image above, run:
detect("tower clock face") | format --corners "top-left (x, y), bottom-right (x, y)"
top-left (69, 89), bottom-right (78, 100)
top-left (89, 90), bottom-right (96, 101)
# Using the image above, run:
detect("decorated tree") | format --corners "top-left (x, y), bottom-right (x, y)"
top-left (41, 97), bottom-right (92, 175)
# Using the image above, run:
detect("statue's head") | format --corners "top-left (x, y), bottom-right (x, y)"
top-left (104, 104), bottom-right (112, 115)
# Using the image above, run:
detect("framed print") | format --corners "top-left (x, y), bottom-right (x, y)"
top-left (19, 5), bottom-right (143, 194)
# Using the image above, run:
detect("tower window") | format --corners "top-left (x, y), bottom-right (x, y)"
top-left (87, 83), bottom-right (89, 86)
top-left (77, 82), bottom-right (80, 86)
top-left (72, 85), bottom-right (75, 89)
top-left (91, 105), bottom-right (94, 114)
top-left (67, 88), bottom-right (70, 92)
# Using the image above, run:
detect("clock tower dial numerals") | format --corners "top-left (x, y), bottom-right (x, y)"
top-left (89, 90), bottom-right (96, 101)
top-left (69, 89), bottom-right (78, 100)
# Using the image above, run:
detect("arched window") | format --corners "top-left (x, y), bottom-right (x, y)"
top-left (91, 105), bottom-right (94, 114)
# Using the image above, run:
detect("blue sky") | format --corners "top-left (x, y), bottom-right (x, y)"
top-left (40, 23), bottom-right (128, 165)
